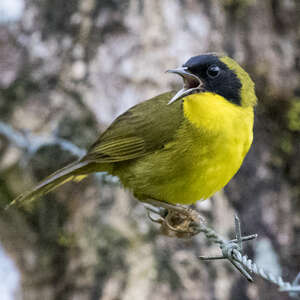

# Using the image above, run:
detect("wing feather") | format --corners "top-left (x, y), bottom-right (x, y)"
top-left (88, 137), bottom-right (145, 162)
top-left (85, 91), bottom-right (183, 163)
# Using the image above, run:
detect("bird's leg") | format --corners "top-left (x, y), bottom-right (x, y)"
top-left (143, 198), bottom-right (204, 238)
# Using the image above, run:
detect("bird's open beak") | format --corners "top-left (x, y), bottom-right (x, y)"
top-left (166, 67), bottom-right (203, 105)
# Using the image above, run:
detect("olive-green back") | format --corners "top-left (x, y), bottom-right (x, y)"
top-left (85, 91), bottom-right (184, 163)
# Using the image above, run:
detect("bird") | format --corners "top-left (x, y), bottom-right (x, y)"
top-left (9, 53), bottom-right (257, 212)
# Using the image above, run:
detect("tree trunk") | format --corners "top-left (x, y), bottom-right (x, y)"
top-left (0, 0), bottom-right (299, 299)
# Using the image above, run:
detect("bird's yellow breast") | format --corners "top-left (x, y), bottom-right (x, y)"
top-left (174, 92), bottom-right (254, 203)
top-left (117, 92), bottom-right (254, 205)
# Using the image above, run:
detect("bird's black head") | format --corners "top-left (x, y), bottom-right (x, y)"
top-left (183, 54), bottom-right (242, 105)
top-left (167, 54), bottom-right (245, 106)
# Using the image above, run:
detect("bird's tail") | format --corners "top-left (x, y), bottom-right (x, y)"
top-left (7, 160), bottom-right (99, 209)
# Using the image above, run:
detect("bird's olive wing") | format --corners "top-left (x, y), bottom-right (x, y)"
top-left (85, 91), bottom-right (183, 163)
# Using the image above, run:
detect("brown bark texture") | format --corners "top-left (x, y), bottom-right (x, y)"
top-left (0, 0), bottom-right (299, 299)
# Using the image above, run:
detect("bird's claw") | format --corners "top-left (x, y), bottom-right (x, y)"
top-left (144, 199), bottom-right (204, 238)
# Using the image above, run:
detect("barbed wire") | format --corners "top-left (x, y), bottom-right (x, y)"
top-left (144, 201), bottom-right (300, 299)
top-left (0, 121), bottom-right (86, 158)
top-left (0, 121), bottom-right (118, 184)
top-left (192, 215), bottom-right (300, 298)
top-left (195, 216), bottom-right (300, 298)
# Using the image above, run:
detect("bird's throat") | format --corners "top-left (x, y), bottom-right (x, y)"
top-left (182, 92), bottom-right (253, 135)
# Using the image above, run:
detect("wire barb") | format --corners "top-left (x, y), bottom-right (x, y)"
top-left (280, 272), bottom-right (300, 299)
top-left (198, 216), bottom-right (256, 282)
top-left (194, 216), bottom-right (300, 298)
top-left (235, 214), bottom-right (243, 253)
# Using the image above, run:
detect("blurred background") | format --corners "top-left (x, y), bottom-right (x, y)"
top-left (0, 0), bottom-right (299, 299)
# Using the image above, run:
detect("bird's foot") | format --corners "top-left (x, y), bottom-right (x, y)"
top-left (143, 198), bottom-right (204, 238)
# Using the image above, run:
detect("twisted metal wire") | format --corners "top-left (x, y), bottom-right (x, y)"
top-left (195, 220), bottom-right (300, 299)
top-left (0, 121), bottom-right (86, 157)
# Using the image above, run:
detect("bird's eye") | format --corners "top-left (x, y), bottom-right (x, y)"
top-left (207, 65), bottom-right (220, 78)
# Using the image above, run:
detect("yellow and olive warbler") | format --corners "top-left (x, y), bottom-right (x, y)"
top-left (10, 53), bottom-right (257, 208)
